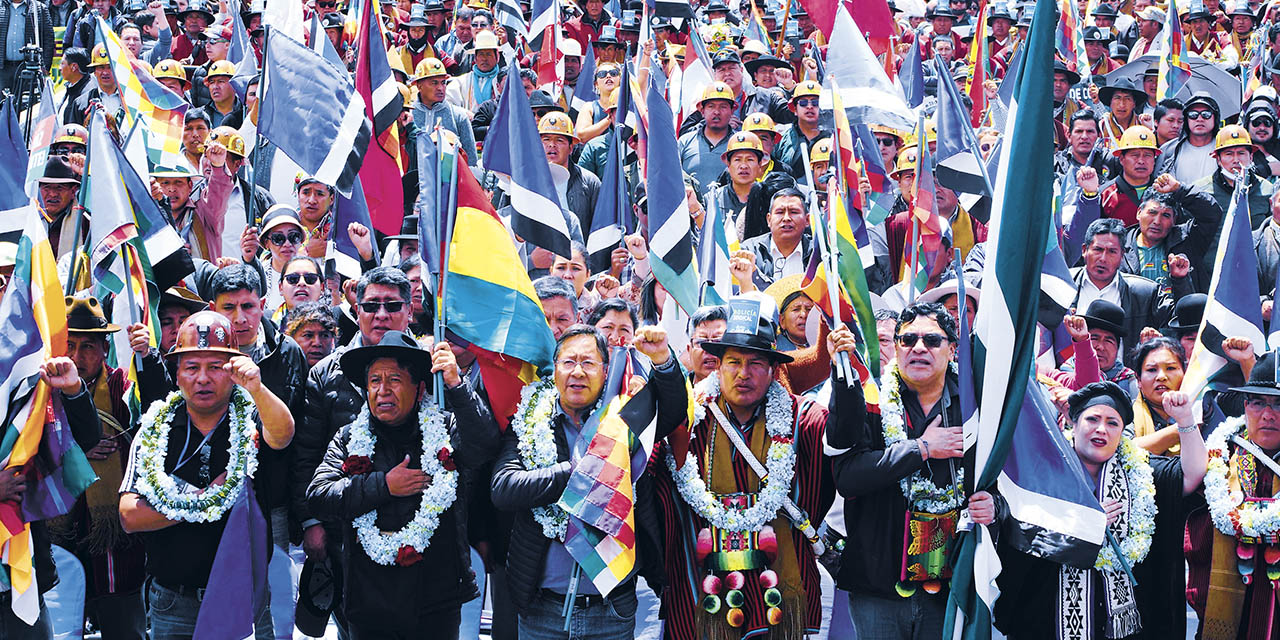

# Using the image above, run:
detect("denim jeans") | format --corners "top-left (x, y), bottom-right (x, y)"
top-left (0, 593), bottom-right (51, 640)
top-left (847, 589), bottom-right (946, 640)
top-left (146, 579), bottom-right (272, 640)
top-left (517, 588), bottom-right (636, 640)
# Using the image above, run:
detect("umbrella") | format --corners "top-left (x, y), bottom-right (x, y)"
top-left (1103, 54), bottom-right (1244, 120)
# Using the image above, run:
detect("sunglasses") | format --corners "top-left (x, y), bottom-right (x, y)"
top-left (1251, 117), bottom-right (1276, 128)
top-left (317, 1), bottom-right (337, 7)
top-left (794, 97), bottom-right (819, 107)
top-left (595, 68), bottom-right (620, 78)
top-left (358, 300), bottom-right (406, 313)
top-left (284, 272), bottom-right (321, 285)
top-left (896, 332), bottom-right (948, 348)
top-left (1186, 109), bottom-right (1215, 120)
top-left (269, 231), bottom-right (305, 246)
top-left (876, 136), bottom-right (897, 147)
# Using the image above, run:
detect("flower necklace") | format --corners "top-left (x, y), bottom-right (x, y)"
top-left (511, 379), bottom-right (570, 541)
top-left (133, 387), bottom-right (259, 523)
top-left (346, 401), bottom-right (457, 566)
top-left (880, 361), bottom-right (965, 514)
top-left (1205, 416), bottom-right (1280, 539)
top-left (663, 374), bottom-right (797, 533)
top-left (1064, 430), bottom-right (1157, 570)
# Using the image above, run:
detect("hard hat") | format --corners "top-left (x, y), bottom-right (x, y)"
top-left (889, 145), bottom-right (919, 178)
top-left (720, 131), bottom-right (765, 164)
top-left (88, 44), bottom-right (111, 69)
top-left (53, 124), bottom-right (89, 147)
top-left (208, 126), bottom-right (247, 158)
top-left (470, 29), bottom-right (500, 51)
top-left (206, 59), bottom-right (237, 78)
top-left (698, 81), bottom-right (736, 106)
top-left (870, 124), bottom-right (906, 142)
top-left (741, 39), bottom-right (770, 56)
top-left (743, 112), bottom-right (779, 139)
top-left (537, 111), bottom-right (578, 141)
top-left (411, 57), bottom-right (448, 81)
top-left (1112, 125), bottom-right (1161, 156)
top-left (1214, 124), bottom-right (1254, 152)
top-left (167, 311), bottom-right (242, 359)
top-left (396, 82), bottom-right (411, 108)
top-left (791, 80), bottom-right (821, 101)
top-left (810, 137), bottom-right (833, 164)
top-left (153, 59), bottom-right (190, 87)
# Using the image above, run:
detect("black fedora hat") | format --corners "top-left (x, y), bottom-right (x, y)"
top-left (701, 294), bottom-right (795, 364)
top-left (339, 330), bottom-right (433, 389)
top-left (1229, 350), bottom-right (1280, 397)
top-left (1166, 293), bottom-right (1207, 332)
top-left (1092, 2), bottom-right (1118, 18)
top-left (1098, 76), bottom-right (1148, 106)
top-left (1080, 299), bottom-right (1126, 338)
top-left (294, 554), bottom-right (343, 637)
top-left (1053, 58), bottom-right (1081, 86)
top-left (389, 214), bottom-right (420, 241)
top-left (38, 156), bottom-right (81, 185)
top-left (744, 53), bottom-right (786, 75)
top-left (925, 4), bottom-right (957, 19)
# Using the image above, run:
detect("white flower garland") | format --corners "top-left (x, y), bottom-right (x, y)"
top-left (133, 387), bottom-right (259, 523)
top-left (348, 401), bottom-right (458, 566)
top-left (663, 374), bottom-right (797, 533)
top-left (879, 362), bottom-right (966, 514)
top-left (1064, 430), bottom-right (1157, 570)
top-left (511, 379), bottom-right (570, 541)
top-left (1205, 416), bottom-right (1280, 539)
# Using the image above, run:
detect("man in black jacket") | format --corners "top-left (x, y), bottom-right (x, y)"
top-left (490, 324), bottom-right (686, 637)
top-left (207, 264), bottom-right (307, 631)
top-left (307, 331), bottom-right (501, 639)
top-left (0, 0), bottom-right (55, 96)
top-left (1119, 176), bottom-right (1222, 293)
top-left (1071, 217), bottom-right (1182, 365)
top-left (0, 357), bottom-right (103, 639)
top-left (294, 266), bottom-right (414, 633)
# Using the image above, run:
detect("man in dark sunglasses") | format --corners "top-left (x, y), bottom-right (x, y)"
top-left (826, 302), bottom-right (967, 639)
top-left (1156, 92), bottom-right (1219, 186)
top-left (774, 80), bottom-right (832, 178)
top-left (1194, 123), bottom-right (1276, 230)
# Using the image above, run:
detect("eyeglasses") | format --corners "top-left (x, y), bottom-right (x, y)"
top-left (555, 358), bottom-right (602, 373)
top-left (284, 272), bottom-right (321, 285)
top-left (1251, 117), bottom-right (1276, 128)
top-left (269, 231), bottom-right (305, 246)
top-left (358, 300), bottom-right (406, 313)
top-left (1245, 396), bottom-right (1280, 411)
top-left (1185, 109), bottom-right (1215, 120)
top-left (896, 332), bottom-right (948, 348)
top-left (794, 97), bottom-right (819, 108)
top-left (317, 1), bottom-right (337, 7)
top-left (876, 136), bottom-right (897, 147)
top-left (595, 68), bottom-right (620, 78)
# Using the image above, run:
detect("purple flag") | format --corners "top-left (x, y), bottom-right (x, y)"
top-left (194, 480), bottom-right (269, 639)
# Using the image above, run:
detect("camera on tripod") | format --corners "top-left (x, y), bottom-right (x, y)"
top-left (19, 44), bottom-right (41, 71)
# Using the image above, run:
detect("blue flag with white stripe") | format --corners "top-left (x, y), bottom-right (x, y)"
top-left (571, 44), bottom-right (598, 115)
top-left (1182, 178), bottom-right (1266, 403)
top-left (645, 65), bottom-right (699, 313)
top-left (483, 63), bottom-right (577, 259)
top-left (259, 29), bottom-right (371, 197)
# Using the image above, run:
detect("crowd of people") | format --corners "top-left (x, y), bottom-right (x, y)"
top-left (1, 0), bottom-right (1280, 638)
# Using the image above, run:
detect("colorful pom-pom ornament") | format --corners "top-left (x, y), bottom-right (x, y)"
top-left (696, 528), bottom-right (714, 564)
top-left (702, 574), bottom-right (722, 595)
top-left (701, 594), bottom-right (722, 614)
top-left (758, 525), bottom-right (778, 562)
top-left (726, 608), bottom-right (746, 628)
top-left (725, 571), bottom-right (746, 590)
top-left (766, 606), bottom-right (784, 625)
top-left (724, 589), bottom-right (745, 609)
top-left (763, 587), bottom-right (783, 608)
top-left (758, 569), bottom-right (779, 589)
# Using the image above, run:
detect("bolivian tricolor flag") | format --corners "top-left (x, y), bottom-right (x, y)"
top-left (443, 160), bottom-right (556, 426)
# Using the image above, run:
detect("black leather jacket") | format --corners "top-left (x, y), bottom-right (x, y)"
top-left (307, 381), bottom-right (501, 630)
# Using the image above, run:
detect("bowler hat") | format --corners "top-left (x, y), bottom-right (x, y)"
top-left (701, 294), bottom-right (795, 364)
top-left (1080, 299), bottom-right (1126, 338)
top-left (340, 331), bottom-right (433, 388)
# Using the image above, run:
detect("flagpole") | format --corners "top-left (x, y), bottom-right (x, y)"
top-left (774, 0), bottom-right (792, 55)
top-left (66, 106), bottom-right (95, 296)
top-left (697, 192), bottom-right (718, 305)
top-left (824, 122), bottom-right (856, 384)
top-left (119, 245), bottom-right (144, 372)
top-left (908, 216), bottom-right (920, 303)
top-left (433, 147), bottom-right (460, 409)
top-left (800, 140), bottom-right (854, 383)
